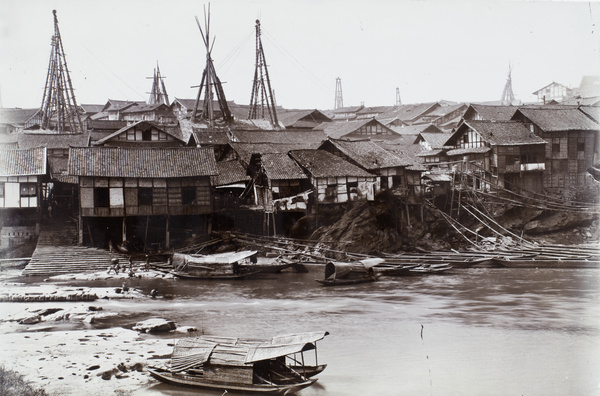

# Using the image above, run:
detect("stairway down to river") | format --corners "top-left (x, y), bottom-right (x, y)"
top-left (22, 220), bottom-right (125, 276)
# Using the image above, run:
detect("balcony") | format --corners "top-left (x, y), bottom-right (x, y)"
top-left (520, 163), bottom-right (545, 172)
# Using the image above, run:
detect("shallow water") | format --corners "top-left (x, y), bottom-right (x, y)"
top-left (9, 267), bottom-right (600, 395)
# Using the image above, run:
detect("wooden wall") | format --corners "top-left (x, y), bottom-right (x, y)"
top-left (79, 176), bottom-right (211, 217)
top-left (0, 176), bottom-right (40, 208)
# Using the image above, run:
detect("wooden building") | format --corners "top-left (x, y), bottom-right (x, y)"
top-left (532, 82), bottom-right (572, 104)
top-left (289, 149), bottom-right (376, 205)
top-left (68, 146), bottom-right (217, 251)
top-left (99, 100), bottom-right (146, 121)
top-left (0, 147), bottom-right (48, 248)
top-left (120, 103), bottom-right (177, 124)
top-left (320, 119), bottom-right (400, 141)
top-left (319, 138), bottom-right (410, 194)
top-left (276, 109), bottom-right (332, 129)
top-left (16, 132), bottom-right (90, 217)
top-left (93, 120), bottom-right (185, 147)
top-left (511, 107), bottom-right (600, 194)
top-left (330, 105), bottom-right (364, 121)
top-left (446, 120), bottom-right (547, 194)
top-left (0, 108), bottom-right (41, 134)
top-left (462, 104), bottom-right (519, 122)
top-left (249, 152), bottom-right (310, 212)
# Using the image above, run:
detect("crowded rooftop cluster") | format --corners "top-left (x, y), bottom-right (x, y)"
top-left (0, 9), bottom-right (598, 252)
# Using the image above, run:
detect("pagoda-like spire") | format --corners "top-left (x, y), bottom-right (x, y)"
top-left (191, 4), bottom-right (232, 126)
top-left (248, 19), bottom-right (279, 128)
top-left (147, 62), bottom-right (169, 106)
top-left (39, 10), bottom-right (83, 133)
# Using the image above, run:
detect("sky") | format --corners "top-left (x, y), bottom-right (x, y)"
top-left (0, 0), bottom-right (599, 110)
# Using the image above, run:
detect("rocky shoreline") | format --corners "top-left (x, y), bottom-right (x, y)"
top-left (0, 269), bottom-right (189, 395)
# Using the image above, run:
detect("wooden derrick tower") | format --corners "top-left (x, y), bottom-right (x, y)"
top-left (147, 62), bottom-right (169, 105)
top-left (191, 5), bottom-right (233, 126)
top-left (40, 10), bottom-right (83, 134)
top-left (334, 77), bottom-right (343, 110)
top-left (248, 19), bottom-right (279, 128)
top-left (501, 65), bottom-right (515, 106)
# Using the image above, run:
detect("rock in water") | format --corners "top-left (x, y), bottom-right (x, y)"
top-left (132, 318), bottom-right (176, 333)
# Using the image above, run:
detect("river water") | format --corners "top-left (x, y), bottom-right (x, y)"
top-left (16, 267), bottom-right (600, 395)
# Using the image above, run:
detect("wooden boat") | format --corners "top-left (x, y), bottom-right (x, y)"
top-left (372, 263), bottom-right (419, 276)
top-left (147, 331), bottom-right (329, 395)
top-left (238, 256), bottom-right (295, 274)
top-left (170, 250), bottom-right (262, 279)
top-left (409, 263), bottom-right (453, 274)
top-left (315, 258), bottom-right (384, 286)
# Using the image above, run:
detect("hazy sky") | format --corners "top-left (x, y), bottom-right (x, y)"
top-left (1, 0), bottom-right (598, 110)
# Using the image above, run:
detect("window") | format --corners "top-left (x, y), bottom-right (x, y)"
top-left (552, 143), bottom-right (560, 153)
top-left (94, 187), bottom-right (110, 207)
top-left (347, 181), bottom-right (358, 195)
top-left (577, 139), bottom-right (585, 152)
top-left (182, 186), bottom-right (196, 205)
top-left (138, 187), bottom-right (153, 206)
top-left (142, 129), bottom-right (152, 141)
top-left (325, 184), bottom-right (337, 201)
top-left (20, 183), bottom-right (37, 197)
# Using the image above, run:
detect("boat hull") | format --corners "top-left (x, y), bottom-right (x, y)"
top-left (315, 278), bottom-right (376, 286)
top-left (170, 269), bottom-right (261, 279)
top-left (147, 367), bottom-right (317, 395)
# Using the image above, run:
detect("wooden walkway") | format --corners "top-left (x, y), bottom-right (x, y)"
top-left (22, 220), bottom-right (127, 276)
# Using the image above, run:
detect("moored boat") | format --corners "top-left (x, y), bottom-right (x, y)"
top-left (238, 256), bottom-right (295, 274)
top-left (409, 263), bottom-right (453, 274)
top-left (170, 250), bottom-right (261, 279)
top-left (147, 331), bottom-right (329, 394)
top-left (315, 258), bottom-right (384, 286)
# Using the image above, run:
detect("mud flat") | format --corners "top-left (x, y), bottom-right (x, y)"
top-left (0, 327), bottom-right (173, 395)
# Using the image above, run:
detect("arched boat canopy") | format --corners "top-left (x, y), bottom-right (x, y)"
top-left (169, 331), bottom-right (329, 370)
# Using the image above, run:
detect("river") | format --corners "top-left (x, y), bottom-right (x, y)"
top-left (13, 267), bottom-right (600, 395)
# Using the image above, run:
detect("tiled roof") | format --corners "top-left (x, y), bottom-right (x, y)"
top-left (446, 147), bottom-right (491, 156)
top-left (276, 109), bottom-right (331, 127)
top-left (80, 104), bottom-right (105, 114)
top-left (103, 100), bottom-right (145, 112)
top-left (389, 124), bottom-right (442, 135)
top-left (87, 120), bottom-right (128, 131)
top-left (93, 121), bottom-right (185, 145)
top-left (17, 132), bottom-right (90, 149)
top-left (0, 108), bottom-right (40, 125)
top-left (229, 142), bottom-right (310, 165)
top-left (463, 121), bottom-right (546, 146)
top-left (332, 105), bottom-right (364, 114)
top-left (319, 119), bottom-right (372, 139)
top-left (423, 103), bottom-right (467, 117)
top-left (515, 108), bottom-right (600, 132)
top-left (419, 132), bottom-right (451, 149)
top-left (579, 106), bottom-right (600, 123)
top-left (211, 160), bottom-right (250, 186)
top-left (356, 106), bottom-right (395, 115)
top-left (467, 104), bottom-right (518, 121)
top-left (0, 147), bottom-right (47, 176)
top-left (260, 153), bottom-right (307, 180)
top-left (192, 130), bottom-right (230, 145)
top-left (377, 102), bottom-right (439, 122)
top-left (289, 149), bottom-right (374, 178)
top-left (326, 139), bottom-right (411, 169)
top-left (68, 147), bottom-right (217, 178)
top-left (416, 149), bottom-right (445, 157)
top-left (374, 142), bottom-right (426, 171)
top-left (231, 130), bottom-right (327, 144)
top-left (120, 103), bottom-right (170, 114)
